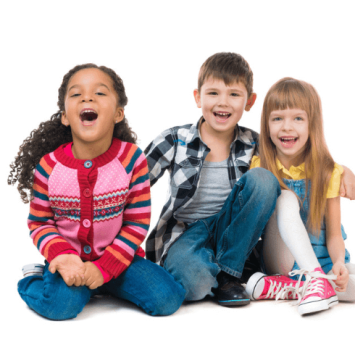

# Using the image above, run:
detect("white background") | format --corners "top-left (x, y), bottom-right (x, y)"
top-left (1, 1), bottom-right (355, 354)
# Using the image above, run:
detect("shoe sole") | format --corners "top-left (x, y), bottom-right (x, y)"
top-left (298, 296), bottom-right (338, 315)
top-left (218, 299), bottom-right (250, 307)
top-left (245, 272), bottom-right (265, 300)
top-left (22, 264), bottom-right (44, 277)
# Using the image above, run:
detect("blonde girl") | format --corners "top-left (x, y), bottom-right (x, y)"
top-left (246, 78), bottom-right (355, 315)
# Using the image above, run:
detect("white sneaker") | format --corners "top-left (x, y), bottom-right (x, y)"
top-left (22, 264), bottom-right (44, 277)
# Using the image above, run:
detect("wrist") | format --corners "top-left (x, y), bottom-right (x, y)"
top-left (92, 261), bottom-right (112, 283)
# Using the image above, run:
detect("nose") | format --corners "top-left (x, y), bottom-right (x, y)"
top-left (218, 93), bottom-right (228, 106)
top-left (282, 118), bottom-right (293, 131)
top-left (81, 92), bottom-right (94, 102)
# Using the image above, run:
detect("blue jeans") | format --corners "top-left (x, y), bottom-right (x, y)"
top-left (164, 168), bottom-right (281, 301)
top-left (18, 255), bottom-right (185, 320)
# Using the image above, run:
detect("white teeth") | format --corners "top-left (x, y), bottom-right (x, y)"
top-left (215, 112), bottom-right (230, 116)
top-left (281, 138), bottom-right (297, 142)
top-left (82, 109), bottom-right (96, 113)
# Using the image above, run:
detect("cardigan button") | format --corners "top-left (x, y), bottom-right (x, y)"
top-left (83, 219), bottom-right (91, 228)
top-left (83, 188), bottom-right (92, 198)
top-left (83, 245), bottom-right (91, 254)
top-left (84, 160), bottom-right (93, 168)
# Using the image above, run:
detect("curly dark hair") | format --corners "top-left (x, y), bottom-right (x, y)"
top-left (8, 63), bottom-right (137, 203)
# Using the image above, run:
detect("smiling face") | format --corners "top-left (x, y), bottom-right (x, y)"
top-left (61, 68), bottom-right (124, 149)
top-left (194, 77), bottom-right (256, 139)
top-left (268, 107), bottom-right (309, 169)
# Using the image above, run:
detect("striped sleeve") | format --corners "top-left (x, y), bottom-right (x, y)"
top-left (28, 155), bottom-right (78, 262)
top-left (95, 145), bottom-right (151, 278)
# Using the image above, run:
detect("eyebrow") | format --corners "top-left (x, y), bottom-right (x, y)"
top-left (270, 110), bottom-right (307, 117)
top-left (205, 87), bottom-right (244, 93)
top-left (68, 83), bottom-right (110, 92)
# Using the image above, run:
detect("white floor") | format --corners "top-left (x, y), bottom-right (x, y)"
top-left (7, 285), bottom-right (355, 355)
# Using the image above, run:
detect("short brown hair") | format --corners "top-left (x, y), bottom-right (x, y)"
top-left (198, 52), bottom-right (253, 97)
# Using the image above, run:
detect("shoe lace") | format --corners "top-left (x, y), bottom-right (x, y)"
top-left (267, 279), bottom-right (300, 300)
top-left (285, 269), bottom-right (337, 304)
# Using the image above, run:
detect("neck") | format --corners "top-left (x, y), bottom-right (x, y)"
top-left (200, 120), bottom-right (236, 147)
top-left (71, 138), bottom-right (113, 160)
top-left (278, 155), bottom-right (304, 170)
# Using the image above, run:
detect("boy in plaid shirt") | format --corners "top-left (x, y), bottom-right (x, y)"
top-left (144, 52), bottom-right (281, 306)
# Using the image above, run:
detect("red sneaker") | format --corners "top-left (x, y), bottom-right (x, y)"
top-left (246, 272), bottom-right (303, 300)
top-left (290, 267), bottom-right (338, 315)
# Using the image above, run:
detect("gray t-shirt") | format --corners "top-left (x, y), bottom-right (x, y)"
top-left (175, 158), bottom-right (232, 223)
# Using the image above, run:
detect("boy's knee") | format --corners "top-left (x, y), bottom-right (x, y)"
top-left (245, 168), bottom-right (280, 196)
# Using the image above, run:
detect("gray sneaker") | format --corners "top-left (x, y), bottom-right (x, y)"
top-left (22, 264), bottom-right (45, 277)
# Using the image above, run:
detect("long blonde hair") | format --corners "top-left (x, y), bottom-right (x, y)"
top-left (259, 77), bottom-right (334, 234)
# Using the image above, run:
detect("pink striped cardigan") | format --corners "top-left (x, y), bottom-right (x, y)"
top-left (28, 138), bottom-right (151, 281)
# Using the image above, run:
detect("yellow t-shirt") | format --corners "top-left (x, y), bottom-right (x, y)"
top-left (250, 156), bottom-right (343, 199)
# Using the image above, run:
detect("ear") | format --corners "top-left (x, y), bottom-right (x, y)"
top-left (245, 93), bottom-right (257, 112)
top-left (193, 89), bottom-right (202, 108)
top-left (61, 111), bottom-right (69, 126)
top-left (114, 106), bottom-right (125, 124)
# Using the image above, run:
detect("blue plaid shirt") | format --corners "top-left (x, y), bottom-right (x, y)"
top-left (144, 118), bottom-right (259, 265)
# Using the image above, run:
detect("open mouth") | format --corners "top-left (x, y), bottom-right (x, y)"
top-left (80, 109), bottom-right (98, 126)
top-left (279, 137), bottom-right (298, 147)
top-left (280, 137), bottom-right (298, 143)
top-left (213, 112), bottom-right (231, 121)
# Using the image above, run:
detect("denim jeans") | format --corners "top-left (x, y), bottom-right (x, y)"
top-left (163, 168), bottom-right (281, 301)
top-left (18, 255), bottom-right (185, 320)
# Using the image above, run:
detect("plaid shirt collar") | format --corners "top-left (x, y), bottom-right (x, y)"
top-left (187, 116), bottom-right (255, 156)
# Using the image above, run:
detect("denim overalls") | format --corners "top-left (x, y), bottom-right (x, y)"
top-left (285, 178), bottom-right (350, 276)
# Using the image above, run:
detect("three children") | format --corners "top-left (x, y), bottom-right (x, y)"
top-left (10, 54), bottom-right (355, 318)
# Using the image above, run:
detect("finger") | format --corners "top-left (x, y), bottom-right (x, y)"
top-left (64, 275), bottom-right (75, 287)
top-left (89, 280), bottom-right (100, 290)
top-left (340, 181), bottom-right (346, 197)
top-left (48, 263), bottom-right (57, 274)
top-left (80, 275), bottom-right (86, 286)
top-left (73, 275), bottom-right (82, 287)
top-left (84, 277), bottom-right (93, 287)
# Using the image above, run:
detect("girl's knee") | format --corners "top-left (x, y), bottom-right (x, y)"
top-left (277, 190), bottom-right (299, 209)
top-left (146, 282), bottom-right (186, 316)
top-left (18, 275), bottom-right (90, 320)
top-left (276, 190), bottom-right (300, 221)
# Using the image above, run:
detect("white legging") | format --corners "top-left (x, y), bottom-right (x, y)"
top-left (263, 190), bottom-right (355, 302)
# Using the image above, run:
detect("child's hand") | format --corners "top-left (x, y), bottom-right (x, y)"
top-left (332, 262), bottom-right (349, 292)
top-left (82, 262), bottom-right (104, 290)
top-left (340, 165), bottom-right (355, 200)
top-left (49, 254), bottom-right (85, 287)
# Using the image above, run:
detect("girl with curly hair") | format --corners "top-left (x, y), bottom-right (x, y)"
top-left (9, 64), bottom-right (185, 320)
